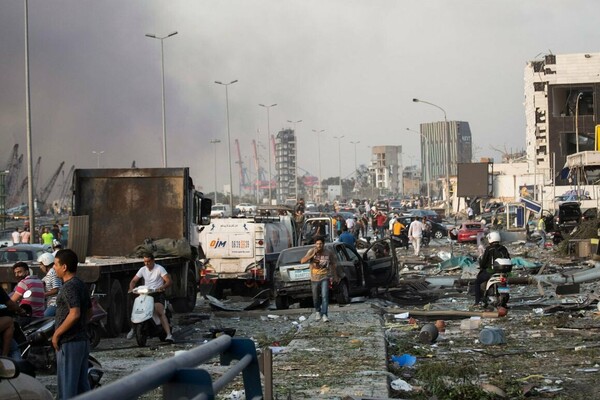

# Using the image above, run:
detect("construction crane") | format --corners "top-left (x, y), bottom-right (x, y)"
top-left (234, 139), bottom-right (251, 193)
top-left (6, 150), bottom-right (24, 207)
top-left (15, 156), bottom-right (41, 203)
top-left (37, 161), bottom-right (64, 211)
top-left (252, 139), bottom-right (268, 189)
top-left (57, 165), bottom-right (75, 213)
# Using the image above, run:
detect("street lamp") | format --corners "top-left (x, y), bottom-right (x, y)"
top-left (145, 31), bottom-right (178, 167)
top-left (312, 129), bottom-right (326, 203)
top-left (24, 0), bottom-right (36, 242)
top-left (333, 135), bottom-right (345, 199)
top-left (287, 119), bottom-right (302, 201)
top-left (259, 104), bottom-right (277, 204)
top-left (349, 141), bottom-right (360, 174)
top-left (575, 92), bottom-right (584, 154)
top-left (92, 151), bottom-right (105, 168)
top-left (210, 139), bottom-right (221, 203)
top-left (406, 128), bottom-right (430, 204)
top-left (215, 80), bottom-right (238, 212)
top-left (413, 98), bottom-right (451, 217)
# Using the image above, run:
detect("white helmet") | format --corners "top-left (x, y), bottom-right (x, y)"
top-left (487, 231), bottom-right (501, 243)
top-left (38, 252), bottom-right (54, 266)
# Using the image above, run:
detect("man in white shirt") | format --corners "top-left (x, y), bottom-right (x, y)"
top-left (128, 253), bottom-right (173, 342)
top-left (11, 228), bottom-right (21, 244)
top-left (407, 217), bottom-right (425, 256)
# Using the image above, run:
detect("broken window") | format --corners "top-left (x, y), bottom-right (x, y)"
top-left (551, 86), bottom-right (594, 117)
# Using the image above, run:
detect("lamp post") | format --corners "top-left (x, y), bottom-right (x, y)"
top-left (24, 0), bottom-right (36, 242)
top-left (312, 129), bottom-right (325, 203)
top-left (215, 80), bottom-right (238, 212)
top-left (287, 119), bottom-right (302, 201)
top-left (210, 139), bottom-right (221, 203)
top-left (333, 135), bottom-right (345, 199)
top-left (92, 151), bottom-right (105, 168)
top-left (145, 31), bottom-right (178, 167)
top-left (413, 98), bottom-right (450, 217)
top-left (259, 103), bottom-right (277, 204)
top-left (575, 92), bottom-right (583, 154)
top-left (406, 128), bottom-right (430, 204)
top-left (349, 141), bottom-right (360, 174)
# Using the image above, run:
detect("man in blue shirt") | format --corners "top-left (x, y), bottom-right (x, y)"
top-left (338, 226), bottom-right (356, 249)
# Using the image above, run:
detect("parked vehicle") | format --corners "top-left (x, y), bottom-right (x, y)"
top-left (211, 204), bottom-right (232, 218)
top-left (582, 207), bottom-right (598, 221)
top-left (388, 200), bottom-right (403, 211)
top-left (199, 213), bottom-right (296, 298)
top-left (554, 201), bottom-right (582, 232)
top-left (235, 203), bottom-right (257, 214)
top-left (405, 209), bottom-right (442, 223)
top-left (0, 244), bottom-right (51, 265)
top-left (0, 168), bottom-right (212, 338)
top-left (457, 222), bottom-right (485, 243)
top-left (88, 284), bottom-right (108, 349)
top-left (273, 240), bottom-right (396, 310)
top-left (130, 286), bottom-right (172, 346)
top-left (375, 200), bottom-right (389, 212)
top-left (0, 357), bottom-right (53, 400)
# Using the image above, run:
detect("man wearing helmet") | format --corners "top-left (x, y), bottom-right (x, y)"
top-left (38, 252), bottom-right (63, 317)
top-left (474, 231), bottom-right (510, 306)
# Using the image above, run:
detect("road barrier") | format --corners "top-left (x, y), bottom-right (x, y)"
top-left (75, 335), bottom-right (263, 400)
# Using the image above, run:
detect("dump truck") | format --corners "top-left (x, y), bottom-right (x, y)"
top-left (0, 168), bottom-right (212, 337)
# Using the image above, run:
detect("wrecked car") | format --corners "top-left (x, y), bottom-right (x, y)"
top-left (273, 240), bottom-right (396, 309)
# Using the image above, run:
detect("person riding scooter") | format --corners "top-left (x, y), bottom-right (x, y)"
top-left (128, 253), bottom-right (173, 343)
top-left (474, 231), bottom-right (510, 307)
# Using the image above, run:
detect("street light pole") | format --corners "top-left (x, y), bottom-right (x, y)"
top-left (210, 139), bottom-right (221, 203)
top-left (575, 92), bottom-right (583, 154)
top-left (287, 119), bottom-right (302, 201)
top-left (349, 141), bottom-right (360, 175)
top-left (312, 129), bottom-right (325, 203)
top-left (24, 0), bottom-right (36, 242)
top-left (215, 80), bottom-right (238, 212)
top-left (406, 128), bottom-right (430, 204)
top-left (259, 103), bottom-right (277, 204)
top-left (92, 151), bottom-right (105, 168)
top-left (413, 98), bottom-right (450, 217)
top-left (145, 31), bottom-right (178, 167)
top-left (333, 136), bottom-right (345, 200)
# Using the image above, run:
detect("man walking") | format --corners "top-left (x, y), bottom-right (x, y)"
top-left (52, 249), bottom-right (92, 399)
top-left (300, 237), bottom-right (338, 322)
top-left (408, 216), bottom-right (425, 256)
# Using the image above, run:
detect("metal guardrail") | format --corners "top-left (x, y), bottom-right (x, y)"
top-left (75, 335), bottom-right (263, 400)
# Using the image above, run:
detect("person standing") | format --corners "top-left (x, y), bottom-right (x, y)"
top-left (41, 227), bottom-right (54, 246)
top-left (300, 237), bottom-right (338, 323)
top-left (38, 253), bottom-right (62, 317)
top-left (11, 228), bottom-right (21, 244)
top-left (52, 249), bottom-right (92, 399)
top-left (467, 206), bottom-right (475, 221)
top-left (128, 253), bottom-right (174, 342)
top-left (536, 214), bottom-right (546, 248)
top-left (11, 262), bottom-right (45, 319)
top-left (20, 227), bottom-right (31, 244)
top-left (407, 216), bottom-right (425, 256)
top-left (338, 226), bottom-right (356, 249)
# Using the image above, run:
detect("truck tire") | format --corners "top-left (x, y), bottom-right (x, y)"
top-left (106, 280), bottom-right (124, 337)
top-left (275, 295), bottom-right (289, 310)
top-left (335, 280), bottom-right (351, 305)
top-left (172, 269), bottom-right (198, 313)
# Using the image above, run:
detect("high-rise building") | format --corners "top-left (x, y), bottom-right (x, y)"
top-left (275, 128), bottom-right (297, 202)
top-left (420, 121), bottom-right (473, 180)
top-left (524, 52), bottom-right (600, 185)
top-left (369, 145), bottom-right (401, 195)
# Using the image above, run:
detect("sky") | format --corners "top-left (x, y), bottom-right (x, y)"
top-left (2, 0), bottom-right (600, 200)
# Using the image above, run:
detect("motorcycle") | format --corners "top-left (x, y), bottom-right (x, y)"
top-left (131, 286), bottom-right (173, 347)
top-left (481, 258), bottom-right (512, 309)
top-left (87, 284), bottom-right (108, 349)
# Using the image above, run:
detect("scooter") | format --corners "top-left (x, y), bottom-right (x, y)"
top-left (131, 286), bottom-right (172, 347)
top-left (87, 284), bottom-right (108, 349)
top-left (482, 258), bottom-right (512, 309)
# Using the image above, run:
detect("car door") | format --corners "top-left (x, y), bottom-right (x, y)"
top-left (362, 238), bottom-right (396, 288)
top-left (332, 243), bottom-right (353, 284)
top-left (341, 244), bottom-right (366, 288)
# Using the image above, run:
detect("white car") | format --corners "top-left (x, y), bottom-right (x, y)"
top-left (235, 203), bottom-right (257, 214)
top-left (210, 204), bottom-right (232, 218)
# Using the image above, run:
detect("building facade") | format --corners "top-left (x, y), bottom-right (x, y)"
top-left (524, 52), bottom-right (600, 185)
top-left (275, 128), bottom-right (297, 202)
top-left (369, 145), bottom-right (401, 196)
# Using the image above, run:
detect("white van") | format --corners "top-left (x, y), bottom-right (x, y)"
top-left (210, 204), bottom-right (232, 218)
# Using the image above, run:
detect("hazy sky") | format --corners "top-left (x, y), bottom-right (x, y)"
top-left (2, 0), bottom-right (600, 198)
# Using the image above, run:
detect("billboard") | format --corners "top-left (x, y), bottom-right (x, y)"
top-left (456, 162), bottom-right (492, 197)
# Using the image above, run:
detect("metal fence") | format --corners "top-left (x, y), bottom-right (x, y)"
top-left (75, 335), bottom-right (263, 400)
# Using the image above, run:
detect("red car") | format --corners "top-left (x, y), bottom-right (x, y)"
top-left (457, 222), bottom-right (485, 243)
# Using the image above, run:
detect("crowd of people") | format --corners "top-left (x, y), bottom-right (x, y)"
top-left (10, 221), bottom-right (68, 247)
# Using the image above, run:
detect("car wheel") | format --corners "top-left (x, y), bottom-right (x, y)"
top-left (335, 280), bottom-right (351, 305)
top-left (275, 295), bottom-right (289, 310)
top-left (434, 230), bottom-right (444, 239)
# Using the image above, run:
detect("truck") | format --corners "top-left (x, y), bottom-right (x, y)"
top-left (198, 208), bottom-right (296, 298)
top-left (0, 168), bottom-right (212, 337)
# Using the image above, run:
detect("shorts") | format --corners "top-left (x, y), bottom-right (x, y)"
top-left (150, 292), bottom-right (166, 306)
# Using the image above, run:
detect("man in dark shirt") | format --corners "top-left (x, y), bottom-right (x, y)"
top-left (52, 249), bottom-right (92, 399)
top-left (338, 226), bottom-right (356, 249)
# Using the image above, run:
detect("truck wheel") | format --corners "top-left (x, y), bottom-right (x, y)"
top-left (135, 324), bottom-right (147, 347)
top-left (106, 280), bottom-right (124, 337)
top-left (335, 280), bottom-right (351, 305)
top-left (172, 269), bottom-right (198, 313)
top-left (275, 295), bottom-right (289, 310)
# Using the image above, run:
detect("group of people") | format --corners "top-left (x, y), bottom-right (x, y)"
top-left (11, 222), bottom-right (68, 247)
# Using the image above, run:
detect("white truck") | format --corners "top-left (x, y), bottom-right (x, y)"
top-left (198, 213), bottom-right (296, 298)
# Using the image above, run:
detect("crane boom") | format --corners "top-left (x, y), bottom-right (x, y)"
top-left (37, 161), bottom-right (64, 207)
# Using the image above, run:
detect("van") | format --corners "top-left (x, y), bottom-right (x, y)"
top-left (210, 204), bottom-right (232, 218)
top-left (554, 202), bottom-right (582, 231)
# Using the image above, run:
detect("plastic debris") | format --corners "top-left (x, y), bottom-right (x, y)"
top-left (391, 354), bottom-right (416, 367)
top-left (390, 378), bottom-right (413, 391)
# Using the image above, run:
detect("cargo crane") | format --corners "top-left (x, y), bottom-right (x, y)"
top-left (6, 155), bottom-right (24, 207)
top-left (234, 139), bottom-right (251, 193)
top-left (37, 161), bottom-right (64, 212)
top-left (56, 165), bottom-right (75, 213)
top-left (15, 156), bottom-right (41, 203)
top-left (252, 139), bottom-right (268, 190)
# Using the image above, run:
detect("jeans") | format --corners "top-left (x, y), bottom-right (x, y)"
top-left (311, 279), bottom-right (329, 317)
top-left (474, 269), bottom-right (492, 304)
top-left (44, 305), bottom-right (56, 317)
top-left (57, 339), bottom-right (90, 399)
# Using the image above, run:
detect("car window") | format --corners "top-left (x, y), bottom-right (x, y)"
top-left (465, 224), bottom-right (482, 230)
top-left (335, 245), bottom-right (348, 262)
top-left (344, 246), bottom-right (360, 263)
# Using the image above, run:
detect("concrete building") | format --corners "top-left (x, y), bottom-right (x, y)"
top-left (419, 121), bottom-right (473, 198)
top-left (369, 145), bottom-right (401, 196)
top-left (524, 52), bottom-right (600, 186)
top-left (275, 128), bottom-right (297, 202)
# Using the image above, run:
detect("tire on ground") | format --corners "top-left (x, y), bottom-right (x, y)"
top-left (106, 279), bottom-right (124, 337)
